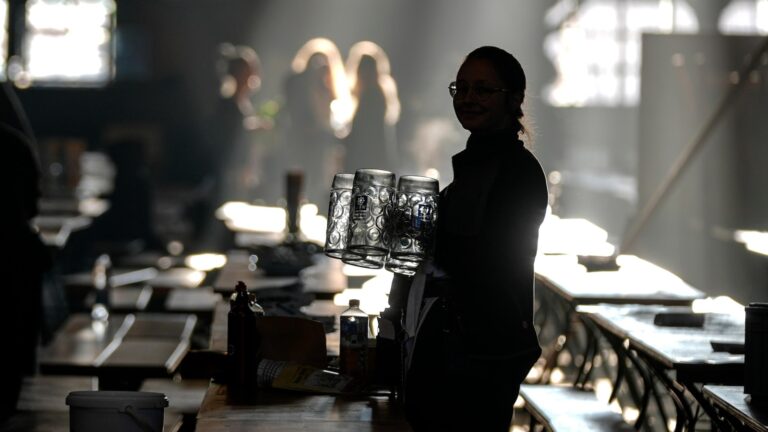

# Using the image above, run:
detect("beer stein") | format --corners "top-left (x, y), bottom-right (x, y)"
top-left (387, 175), bottom-right (439, 266)
top-left (324, 173), bottom-right (354, 259)
top-left (346, 169), bottom-right (396, 258)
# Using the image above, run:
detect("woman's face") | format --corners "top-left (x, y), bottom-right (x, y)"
top-left (452, 58), bottom-right (512, 133)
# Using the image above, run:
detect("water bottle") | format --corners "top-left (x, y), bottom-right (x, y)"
top-left (340, 299), bottom-right (369, 381)
top-left (228, 281), bottom-right (260, 399)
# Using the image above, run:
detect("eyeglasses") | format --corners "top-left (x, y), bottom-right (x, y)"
top-left (448, 81), bottom-right (509, 101)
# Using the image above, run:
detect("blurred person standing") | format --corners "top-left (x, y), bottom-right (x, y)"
top-left (344, 55), bottom-right (398, 173)
top-left (194, 44), bottom-right (272, 249)
top-left (404, 46), bottom-right (547, 431)
top-left (281, 50), bottom-right (343, 206)
top-left (0, 82), bottom-right (51, 421)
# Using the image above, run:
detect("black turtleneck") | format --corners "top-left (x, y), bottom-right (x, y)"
top-left (433, 129), bottom-right (548, 357)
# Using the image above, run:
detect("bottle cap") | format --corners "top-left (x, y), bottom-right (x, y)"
top-left (349, 299), bottom-right (360, 308)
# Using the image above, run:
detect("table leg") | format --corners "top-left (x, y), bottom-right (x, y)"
top-left (683, 382), bottom-right (736, 432)
top-left (640, 358), bottom-right (693, 432)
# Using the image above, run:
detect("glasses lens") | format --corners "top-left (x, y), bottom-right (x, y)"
top-left (448, 82), bottom-right (457, 98)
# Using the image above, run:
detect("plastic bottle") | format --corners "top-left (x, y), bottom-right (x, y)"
top-left (340, 299), bottom-right (369, 381)
top-left (227, 281), bottom-right (260, 399)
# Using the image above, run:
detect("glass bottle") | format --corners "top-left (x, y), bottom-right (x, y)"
top-left (340, 299), bottom-right (369, 381)
top-left (228, 281), bottom-right (260, 399)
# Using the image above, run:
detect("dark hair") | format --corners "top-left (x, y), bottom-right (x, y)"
top-left (464, 46), bottom-right (527, 135)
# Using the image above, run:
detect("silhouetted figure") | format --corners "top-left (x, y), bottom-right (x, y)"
top-left (404, 46), bottom-right (548, 431)
top-left (195, 44), bottom-right (271, 250)
top-left (344, 55), bottom-right (396, 173)
top-left (282, 53), bottom-right (341, 206)
top-left (0, 82), bottom-right (51, 421)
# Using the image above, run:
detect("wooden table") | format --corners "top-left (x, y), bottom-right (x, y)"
top-left (196, 383), bottom-right (409, 432)
top-left (535, 254), bottom-right (706, 306)
top-left (63, 267), bottom-right (208, 315)
top-left (38, 313), bottom-right (197, 390)
top-left (579, 304), bottom-right (745, 431)
top-left (579, 304), bottom-right (744, 384)
top-left (703, 385), bottom-right (768, 432)
top-left (533, 254), bottom-right (707, 386)
top-left (196, 301), bottom-right (410, 431)
top-left (63, 267), bottom-right (205, 290)
top-left (212, 250), bottom-right (299, 295)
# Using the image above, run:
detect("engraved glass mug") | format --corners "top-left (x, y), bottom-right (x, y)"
top-left (345, 169), bottom-right (396, 260)
top-left (386, 175), bottom-right (439, 267)
top-left (324, 173), bottom-right (354, 259)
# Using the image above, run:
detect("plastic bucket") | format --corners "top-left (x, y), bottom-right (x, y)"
top-left (66, 391), bottom-right (168, 432)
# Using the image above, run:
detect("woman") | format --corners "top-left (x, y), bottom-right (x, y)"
top-left (404, 46), bottom-right (548, 431)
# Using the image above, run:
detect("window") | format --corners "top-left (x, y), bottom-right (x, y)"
top-left (20, 0), bottom-right (115, 86)
top-left (544, 0), bottom-right (698, 107)
top-left (719, 0), bottom-right (768, 35)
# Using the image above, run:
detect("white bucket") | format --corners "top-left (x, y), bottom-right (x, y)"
top-left (66, 391), bottom-right (168, 432)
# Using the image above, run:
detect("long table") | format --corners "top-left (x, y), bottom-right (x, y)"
top-left (535, 254), bottom-right (706, 307)
top-left (38, 313), bottom-right (197, 390)
top-left (196, 300), bottom-right (411, 431)
top-left (578, 304), bottom-right (745, 431)
top-left (533, 254), bottom-right (707, 385)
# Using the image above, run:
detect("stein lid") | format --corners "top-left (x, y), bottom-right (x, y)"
top-left (332, 173), bottom-right (354, 189)
top-left (397, 175), bottom-right (439, 194)
top-left (353, 169), bottom-right (396, 187)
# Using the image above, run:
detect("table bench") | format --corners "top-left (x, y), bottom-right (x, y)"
top-left (520, 384), bottom-right (634, 431)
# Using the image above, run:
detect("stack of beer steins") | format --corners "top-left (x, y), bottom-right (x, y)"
top-left (323, 169), bottom-right (439, 276)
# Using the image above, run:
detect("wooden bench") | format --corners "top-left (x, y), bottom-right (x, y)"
top-left (520, 384), bottom-right (634, 432)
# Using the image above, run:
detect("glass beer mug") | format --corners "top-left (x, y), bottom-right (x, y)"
top-left (344, 169), bottom-right (396, 268)
top-left (324, 173), bottom-right (354, 259)
top-left (385, 175), bottom-right (438, 274)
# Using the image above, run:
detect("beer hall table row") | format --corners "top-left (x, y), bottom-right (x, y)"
top-left (523, 243), bottom-right (768, 431)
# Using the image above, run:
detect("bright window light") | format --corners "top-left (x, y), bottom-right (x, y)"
top-left (23, 0), bottom-right (115, 85)
top-left (719, 0), bottom-right (768, 35)
top-left (734, 229), bottom-right (768, 256)
top-left (537, 212), bottom-right (616, 256)
top-left (185, 253), bottom-right (227, 272)
top-left (544, 0), bottom-right (698, 107)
